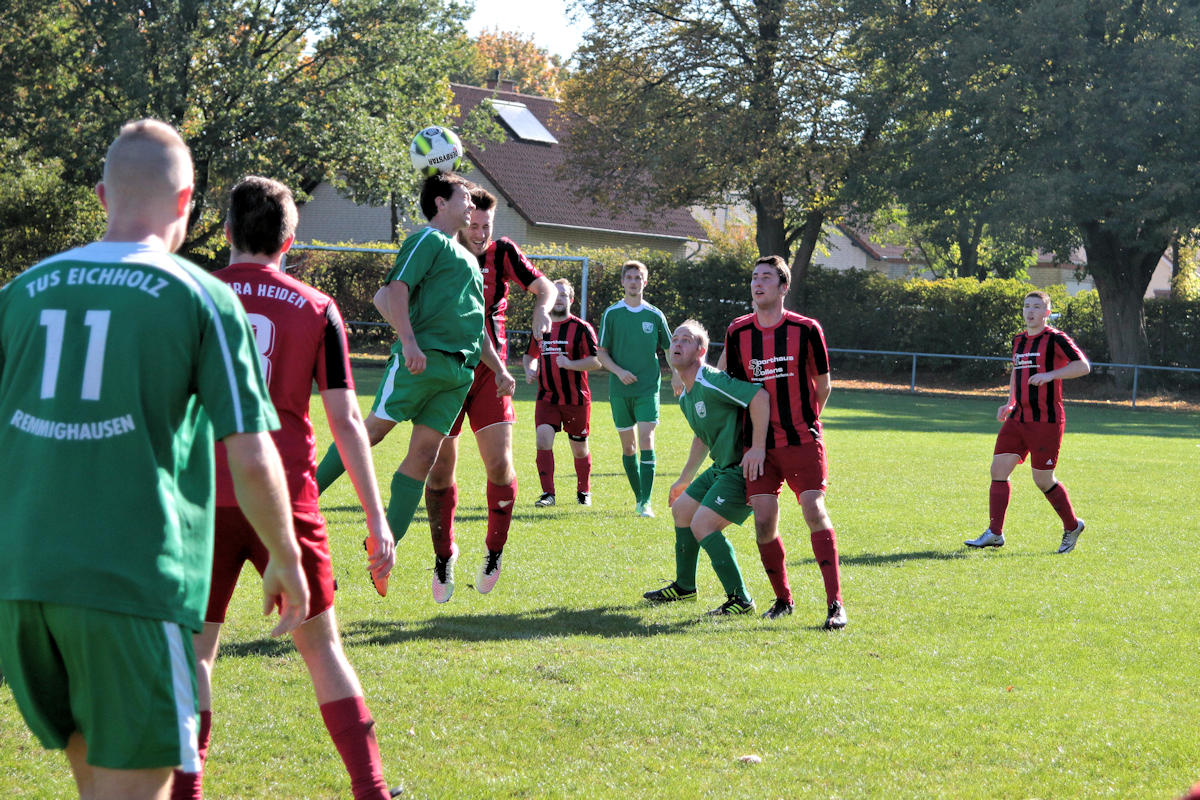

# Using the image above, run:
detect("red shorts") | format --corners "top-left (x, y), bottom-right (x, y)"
top-left (534, 399), bottom-right (591, 438)
top-left (994, 418), bottom-right (1065, 469)
top-left (448, 364), bottom-right (516, 437)
top-left (206, 506), bottom-right (334, 624)
top-left (747, 441), bottom-right (828, 499)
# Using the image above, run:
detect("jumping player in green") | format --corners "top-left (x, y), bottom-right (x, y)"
top-left (315, 171), bottom-right (485, 603)
top-left (642, 320), bottom-right (768, 615)
top-left (0, 120), bottom-right (308, 800)
top-left (596, 260), bottom-right (672, 517)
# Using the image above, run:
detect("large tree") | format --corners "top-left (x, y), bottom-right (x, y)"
top-left (466, 28), bottom-right (569, 98)
top-left (0, 0), bottom-right (477, 257)
top-left (853, 0), bottom-right (1200, 366)
top-left (563, 0), bottom-right (867, 271)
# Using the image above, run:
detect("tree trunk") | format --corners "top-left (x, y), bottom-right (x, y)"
top-left (1080, 221), bottom-right (1164, 379)
top-left (788, 209), bottom-right (826, 309)
top-left (752, 188), bottom-right (788, 259)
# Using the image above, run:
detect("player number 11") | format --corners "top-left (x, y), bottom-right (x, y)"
top-left (39, 308), bottom-right (112, 401)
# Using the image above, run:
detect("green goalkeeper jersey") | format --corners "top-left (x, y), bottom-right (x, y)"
top-left (598, 300), bottom-right (671, 398)
top-left (385, 226), bottom-right (484, 367)
top-left (679, 364), bottom-right (762, 470)
top-left (0, 241), bottom-right (278, 632)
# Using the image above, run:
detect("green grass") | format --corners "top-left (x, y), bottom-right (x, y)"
top-left (3, 370), bottom-right (1198, 799)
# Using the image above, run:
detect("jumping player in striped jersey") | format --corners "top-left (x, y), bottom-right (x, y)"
top-left (423, 186), bottom-right (555, 598)
top-left (523, 278), bottom-right (600, 507)
top-left (643, 320), bottom-right (768, 615)
top-left (719, 255), bottom-right (846, 629)
top-left (966, 291), bottom-right (1090, 553)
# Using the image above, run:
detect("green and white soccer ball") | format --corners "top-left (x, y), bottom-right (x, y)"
top-left (410, 125), bottom-right (464, 176)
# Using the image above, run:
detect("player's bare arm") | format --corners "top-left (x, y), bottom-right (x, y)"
top-left (741, 389), bottom-right (769, 482)
top-left (522, 352), bottom-right (539, 383)
top-left (374, 280), bottom-right (425, 374)
top-left (528, 275), bottom-right (556, 340)
top-left (321, 388), bottom-right (395, 581)
top-left (814, 372), bottom-right (832, 415)
top-left (479, 332), bottom-right (516, 396)
top-left (1028, 357), bottom-right (1092, 386)
top-left (556, 353), bottom-right (602, 372)
top-left (223, 431), bottom-right (310, 636)
top-left (998, 368), bottom-right (1018, 421)
top-left (670, 435), bottom-right (710, 507)
top-left (597, 346), bottom-right (637, 385)
top-left (715, 348), bottom-right (728, 371)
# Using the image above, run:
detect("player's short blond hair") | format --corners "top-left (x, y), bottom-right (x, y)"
top-left (621, 260), bottom-right (648, 280)
top-left (1025, 290), bottom-right (1052, 309)
top-left (677, 318), bottom-right (709, 353)
top-left (102, 119), bottom-right (193, 204)
top-left (553, 277), bottom-right (575, 301)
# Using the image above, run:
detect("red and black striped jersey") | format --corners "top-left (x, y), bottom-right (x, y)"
top-left (477, 237), bottom-right (544, 360)
top-left (213, 262), bottom-right (353, 512)
top-left (724, 310), bottom-right (829, 447)
top-left (1010, 326), bottom-right (1086, 424)
top-left (526, 315), bottom-right (598, 405)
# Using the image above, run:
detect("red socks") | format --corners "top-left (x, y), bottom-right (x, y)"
top-left (1043, 482), bottom-right (1079, 530)
top-left (810, 529), bottom-right (842, 605)
top-left (989, 480), bottom-right (1010, 535)
top-left (169, 709), bottom-right (211, 800)
top-left (319, 696), bottom-right (389, 800)
top-left (485, 479), bottom-right (517, 551)
top-left (757, 536), bottom-right (792, 604)
top-left (536, 449), bottom-right (554, 494)
top-left (574, 454), bottom-right (592, 493)
top-left (425, 484), bottom-right (457, 559)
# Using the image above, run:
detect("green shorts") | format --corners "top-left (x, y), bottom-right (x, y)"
top-left (0, 600), bottom-right (200, 771)
top-left (684, 465), bottom-right (752, 525)
top-left (371, 348), bottom-right (475, 436)
top-left (609, 392), bottom-right (661, 430)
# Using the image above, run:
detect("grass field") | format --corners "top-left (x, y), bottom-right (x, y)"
top-left (2, 367), bottom-right (1198, 799)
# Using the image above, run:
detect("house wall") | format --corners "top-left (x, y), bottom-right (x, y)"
top-left (295, 182), bottom-right (393, 244)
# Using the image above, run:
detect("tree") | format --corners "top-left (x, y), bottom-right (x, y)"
top-left (467, 28), bottom-right (569, 98)
top-left (852, 0), bottom-right (1200, 366)
top-left (0, 0), bottom-right (478, 259)
top-left (563, 0), bottom-right (868, 275)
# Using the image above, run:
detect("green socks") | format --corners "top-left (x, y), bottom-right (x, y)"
top-left (315, 443), bottom-right (346, 494)
top-left (699, 532), bottom-right (749, 601)
top-left (621, 453), bottom-right (641, 501)
top-left (638, 449), bottom-right (656, 505)
top-left (675, 526), bottom-right (700, 592)
top-left (385, 471), bottom-right (425, 544)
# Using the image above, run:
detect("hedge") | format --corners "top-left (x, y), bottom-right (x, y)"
top-left (285, 241), bottom-right (1200, 377)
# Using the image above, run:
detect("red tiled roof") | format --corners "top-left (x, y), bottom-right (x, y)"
top-left (451, 83), bottom-right (705, 242)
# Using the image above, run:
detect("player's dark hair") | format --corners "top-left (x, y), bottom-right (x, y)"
top-left (419, 172), bottom-right (472, 221)
top-left (470, 186), bottom-right (497, 212)
top-left (621, 260), bottom-right (648, 280)
top-left (1025, 290), bottom-right (1052, 308)
top-left (754, 255), bottom-right (791, 287)
top-left (227, 176), bottom-right (297, 256)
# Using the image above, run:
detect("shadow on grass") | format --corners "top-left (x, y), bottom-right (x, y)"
top-left (834, 549), bottom-right (971, 567)
top-left (218, 605), bottom-right (698, 658)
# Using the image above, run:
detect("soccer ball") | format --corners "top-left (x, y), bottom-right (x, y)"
top-left (410, 125), bottom-right (464, 176)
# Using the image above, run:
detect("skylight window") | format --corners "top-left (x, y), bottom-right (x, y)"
top-left (490, 100), bottom-right (558, 144)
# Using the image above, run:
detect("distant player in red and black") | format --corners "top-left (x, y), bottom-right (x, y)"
top-left (966, 290), bottom-right (1090, 553)
top-left (425, 186), bottom-right (555, 595)
top-left (720, 255), bottom-right (846, 629)
top-left (523, 278), bottom-right (600, 506)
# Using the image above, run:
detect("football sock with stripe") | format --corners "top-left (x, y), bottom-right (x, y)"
top-left (315, 443), bottom-right (346, 494)
top-left (810, 528), bottom-right (842, 605)
top-left (485, 479), bottom-right (517, 552)
top-left (638, 449), bottom-right (656, 505)
top-left (757, 535), bottom-right (792, 603)
top-left (425, 484), bottom-right (457, 560)
top-left (622, 453), bottom-right (641, 501)
top-left (319, 696), bottom-right (389, 800)
top-left (536, 449), bottom-right (555, 494)
top-left (1043, 482), bottom-right (1079, 530)
top-left (989, 479), bottom-right (1010, 535)
top-left (575, 453), bottom-right (592, 493)
top-left (674, 526), bottom-right (699, 592)
top-left (698, 531), bottom-right (749, 601)
top-left (168, 709), bottom-right (211, 800)
top-left (386, 471), bottom-right (425, 543)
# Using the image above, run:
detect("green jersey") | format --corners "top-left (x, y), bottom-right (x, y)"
top-left (0, 241), bottom-right (277, 632)
top-left (386, 226), bottom-right (484, 367)
top-left (679, 364), bottom-right (762, 470)
top-left (598, 300), bottom-right (670, 398)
